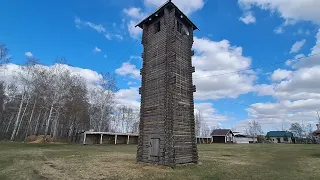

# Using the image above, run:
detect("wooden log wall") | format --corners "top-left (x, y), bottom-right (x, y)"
top-left (137, 6), bottom-right (198, 166)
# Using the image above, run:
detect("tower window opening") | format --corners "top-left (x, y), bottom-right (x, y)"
top-left (177, 21), bottom-right (182, 33)
top-left (154, 21), bottom-right (161, 33)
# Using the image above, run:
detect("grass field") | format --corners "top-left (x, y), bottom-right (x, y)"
top-left (0, 143), bottom-right (320, 180)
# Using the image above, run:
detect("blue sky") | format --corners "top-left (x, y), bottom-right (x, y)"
top-left (1, 0), bottom-right (320, 133)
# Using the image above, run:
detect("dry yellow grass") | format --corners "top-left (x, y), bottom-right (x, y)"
top-left (0, 143), bottom-right (319, 180)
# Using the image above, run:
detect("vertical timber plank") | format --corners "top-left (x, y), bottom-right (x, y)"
top-left (83, 132), bottom-right (86, 145)
top-left (115, 135), bottom-right (117, 145)
top-left (100, 134), bottom-right (103, 144)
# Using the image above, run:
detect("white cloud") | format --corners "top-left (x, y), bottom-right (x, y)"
top-left (235, 5), bottom-right (320, 130)
top-left (115, 62), bottom-right (140, 79)
top-left (271, 69), bottom-right (293, 82)
top-left (144, 0), bottom-right (205, 15)
top-left (123, 7), bottom-right (146, 39)
top-left (290, 39), bottom-right (306, 54)
top-left (274, 19), bottom-right (297, 34)
top-left (274, 26), bottom-right (284, 34)
top-left (120, 19), bottom-right (126, 30)
top-left (127, 81), bottom-right (137, 85)
top-left (25, 52), bottom-right (33, 57)
top-left (311, 29), bottom-right (320, 54)
top-left (291, 29), bottom-right (320, 69)
top-left (123, 7), bottom-right (146, 20)
top-left (233, 98), bottom-right (320, 133)
top-left (0, 63), bottom-right (102, 90)
top-left (275, 66), bottom-right (320, 98)
top-left (76, 17), bottom-right (123, 40)
top-left (253, 84), bottom-right (276, 97)
top-left (238, 0), bottom-right (320, 25)
top-left (127, 20), bottom-right (142, 39)
top-left (295, 28), bottom-right (311, 36)
top-left (59, 65), bottom-right (102, 89)
top-left (192, 37), bottom-right (256, 100)
top-left (243, 100), bottom-right (319, 131)
top-left (239, 11), bottom-right (256, 24)
top-left (0, 63), bottom-right (22, 85)
top-left (105, 33), bottom-right (124, 41)
top-left (255, 66), bottom-right (320, 101)
top-left (75, 17), bottom-right (106, 33)
top-left (115, 34), bottom-right (124, 40)
top-left (195, 103), bottom-right (230, 127)
top-left (123, 0), bottom-right (204, 39)
top-left (251, 32), bottom-right (320, 129)
top-left (115, 87), bottom-right (140, 110)
top-left (104, 54), bottom-right (107, 59)
top-left (130, 56), bottom-right (142, 61)
top-left (105, 33), bottom-right (112, 40)
top-left (93, 47), bottom-right (102, 53)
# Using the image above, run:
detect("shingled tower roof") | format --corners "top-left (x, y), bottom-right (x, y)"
top-left (136, 0), bottom-right (199, 30)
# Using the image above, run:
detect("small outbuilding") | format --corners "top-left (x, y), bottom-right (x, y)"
top-left (211, 129), bottom-right (234, 143)
top-left (234, 134), bottom-right (257, 144)
top-left (312, 129), bottom-right (320, 144)
top-left (266, 131), bottom-right (294, 143)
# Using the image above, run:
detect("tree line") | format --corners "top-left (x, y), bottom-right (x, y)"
top-left (0, 43), bottom-right (215, 142)
top-left (0, 44), bottom-right (139, 142)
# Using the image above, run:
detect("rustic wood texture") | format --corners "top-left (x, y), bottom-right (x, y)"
top-left (136, 3), bottom-right (198, 166)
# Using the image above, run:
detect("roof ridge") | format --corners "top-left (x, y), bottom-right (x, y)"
top-left (136, 0), bottom-right (199, 30)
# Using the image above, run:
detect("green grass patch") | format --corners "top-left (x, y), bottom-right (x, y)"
top-left (0, 142), bottom-right (319, 180)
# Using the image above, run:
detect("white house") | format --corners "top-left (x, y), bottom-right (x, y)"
top-left (234, 134), bottom-right (257, 144)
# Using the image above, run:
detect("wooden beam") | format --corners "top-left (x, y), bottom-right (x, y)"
top-left (100, 134), bottom-right (103, 144)
top-left (115, 135), bottom-right (117, 145)
top-left (83, 132), bottom-right (86, 145)
top-left (127, 135), bottom-right (130, 145)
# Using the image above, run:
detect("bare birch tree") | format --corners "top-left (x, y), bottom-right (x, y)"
top-left (0, 44), bottom-right (12, 66)
top-left (0, 45), bottom-right (124, 142)
top-left (89, 73), bottom-right (117, 132)
top-left (246, 120), bottom-right (263, 142)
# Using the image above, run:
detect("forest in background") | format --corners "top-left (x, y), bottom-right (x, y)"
top-left (0, 44), bottom-right (210, 142)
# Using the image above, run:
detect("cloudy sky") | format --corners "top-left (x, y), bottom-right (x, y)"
top-left (1, 0), bottom-right (320, 133)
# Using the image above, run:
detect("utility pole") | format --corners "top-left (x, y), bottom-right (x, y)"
top-left (317, 111), bottom-right (320, 130)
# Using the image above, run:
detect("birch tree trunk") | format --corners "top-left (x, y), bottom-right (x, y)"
top-left (38, 110), bottom-right (48, 135)
top-left (99, 105), bottom-right (104, 132)
top-left (43, 101), bottom-right (54, 142)
top-left (5, 113), bottom-right (15, 133)
top-left (10, 93), bottom-right (25, 141)
top-left (33, 111), bottom-right (42, 135)
top-left (23, 99), bottom-right (37, 142)
top-left (15, 96), bottom-right (30, 138)
top-left (68, 118), bottom-right (75, 141)
top-left (52, 112), bottom-right (60, 140)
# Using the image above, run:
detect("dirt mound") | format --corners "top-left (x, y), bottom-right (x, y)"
top-left (28, 135), bottom-right (53, 144)
top-left (27, 135), bottom-right (38, 142)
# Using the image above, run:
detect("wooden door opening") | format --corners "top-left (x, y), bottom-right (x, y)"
top-left (148, 138), bottom-right (160, 162)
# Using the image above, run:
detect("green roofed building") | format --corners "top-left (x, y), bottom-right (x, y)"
top-left (266, 131), bottom-right (295, 143)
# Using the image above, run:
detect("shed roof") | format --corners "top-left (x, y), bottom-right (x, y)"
top-left (266, 131), bottom-right (293, 137)
top-left (234, 134), bottom-right (254, 138)
top-left (312, 129), bottom-right (320, 135)
top-left (136, 0), bottom-right (199, 30)
top-left (211, 129), bottom-right (233, 136)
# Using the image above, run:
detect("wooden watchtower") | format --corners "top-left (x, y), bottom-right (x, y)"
top-left (136, 0), bottom-right (198, 166)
